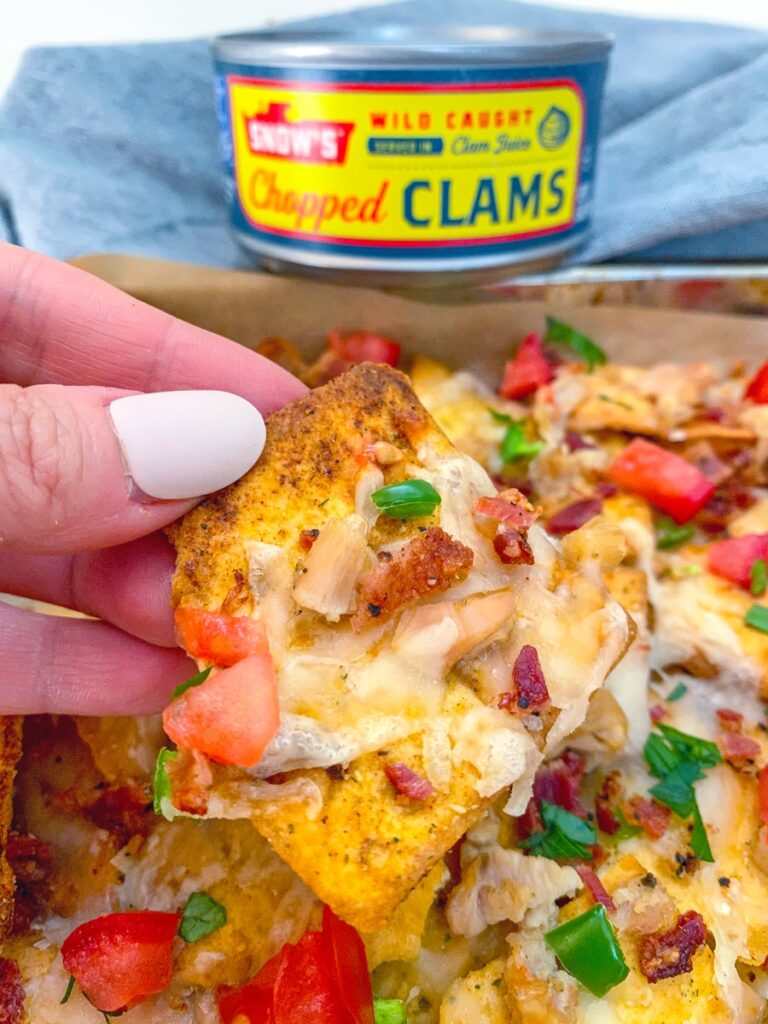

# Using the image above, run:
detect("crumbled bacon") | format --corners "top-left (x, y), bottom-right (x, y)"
top-left (719, 732), bottom-right (761, 762)
top-left (351, 527), bottom-right (473, 631)
top-left (166, 749), bottom-right (212, 816)
top-left (564, 430), bottom-right (596, 452)
top-left (493, 529), bottom-right (535, 566)
top-left (517, 750), bottom-right (586, 839)
top-left (716, 707), bottom-right (743, 731)
top-left (0, 958), bottom-right (24, 1024)
top-left (547, 498), bottom-right (603, 535)
top-left (6, 833), bottom-right (53, 937)
top-left (498, 645), bottom-right (550, 713)
top-left (594, 481), bottom-right (619, 499)
top-left (576, 865), bottom-right (616, 912)
top-left (623, 796), bottom-right (670, 839)
top-left (473, 489), bottom-right (538, 567)
top-left (299, 528), bottom-right (320, 551)
top-left (638, 911), bottom-right (707, 983)
top-left (697, 481), bottom-right (756, 535)
top-left (83, 785), bottom-right (153, 846)
top-left (686, 443), bottom-right (732, 486)
top-left (595, 771), bottom-right (624, 836)
top-left (384, 763), bottom-right (435, 802)
top-left (650, 703), bottom-right (666, 724)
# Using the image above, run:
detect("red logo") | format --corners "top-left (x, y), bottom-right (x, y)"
top-left (244, 102), bottom-right (355, 165)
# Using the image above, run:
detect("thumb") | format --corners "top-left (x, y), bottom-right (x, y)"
top-left (0, 384), bottom-right (265, 554)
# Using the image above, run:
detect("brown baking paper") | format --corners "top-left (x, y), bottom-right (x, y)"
top-left (71, 253), bottom-right (768, 377)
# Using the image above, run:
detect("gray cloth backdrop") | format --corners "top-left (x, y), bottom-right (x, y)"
top-left (1, 0), bottom-right (767, 267)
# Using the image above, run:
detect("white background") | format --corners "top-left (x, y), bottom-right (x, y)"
top-left (0, 0), bottom-right (766, 97)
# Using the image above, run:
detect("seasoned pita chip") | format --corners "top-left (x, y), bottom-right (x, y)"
top-left (168, 365), bottom-right (630, 931)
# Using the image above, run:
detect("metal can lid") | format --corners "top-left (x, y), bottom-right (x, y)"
top-left (212, 24), bottom-right (613, 68)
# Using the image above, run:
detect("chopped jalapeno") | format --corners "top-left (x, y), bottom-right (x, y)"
top-left (746, 604), bottom-right (768, 634)
top-left (487, 408), bottom-right (543, 462)
top-left (545, 904), bottom-right (628, 997)
top-left (656, 515), bottom-right (695, 550)
top-left (751, 559), bottom-right (768, 597)
top-left (371, 479), bottom-right (441, 520)
top-left (544, 317), bottom-right (607, 372)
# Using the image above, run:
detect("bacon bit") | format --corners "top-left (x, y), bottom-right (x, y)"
top-left (650, 704), bottom-right (666, 724)
top-left (351, 527), bottom-right (473, 631)
top-left (82, 785), bottom-right (153, 846)
top-left (299, 528), bottom-right (320, 551)
top-left (473, 490), bottom-right (538, 532)
top-left (697, 482), bottom-right (757, 535)
top-left (595, 481), bottom-right (619, 499)
top-left (623, 796), bottom-right (671, 839)
top-left (686, 443), bottom-right (732, 486)
top-left (0, 958), bottom-right (24, 1024)
top-left (497, 476), bottom-right (534, 499)
top-left (547, 498), bottom-right (603, 535)
top-left (564, 430), bottom-right (596, 452)
top-left (719, 732), bottom-right (761, 762)
top-left (384, 763), bottom-right (435, 802)
top-left (576, 865), bottom-right (616, 912)
top-left (595, 772), bottom-right (623, 836)
top-left (716, 707), bottom-right (743, 731)
top-left (517, 750), bottom-right (586, 839)
top-left (758, 765), bottom-right (768, 826)
top-left (703, 407), bottom-right (726, 422)
top-left (6, 834), bottom-right (52, 937)
top-left (498, 645), bottom-right (550, 713)
top-left (638, 911), bottom-right (707, 983)
top-left (166, 749), bottom-right (212, 817)
top-left (493, 528), bottom-right (535, 566)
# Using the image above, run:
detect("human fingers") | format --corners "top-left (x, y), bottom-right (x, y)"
top-left (0, 244), bottom-right (306, 412)
top-left (0, 383), bottom-right (264, 554)
top-left (0, 533), bottom-right (177, 647)
top-left (0, 601), bottom-right (193, 715)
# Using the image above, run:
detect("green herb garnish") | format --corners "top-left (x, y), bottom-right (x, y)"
top-left (179, 891), bottom-right (227, 943)
top-left (544, 316), bottom-right (607, 372)
top-left (656, 515), bottom-right (695, 550)
top-left (751, 559), bottom-right (768, 597)
top-left (643, 723), bottom-right (720, 861)
top-left (370, 479), bottom-right (441, 520)
top-left (60, 976), bottom-right (75, 1005)
top-left (545, 904), bottom-right (628, 997)
top-left (667, 682), bottom-right (688, 702)
top-left (488, 408), bottom-right (543, 462)
top-left (171, 666), bottom-right (212, 701)
top-left (520, 801), bottom-right (596, 860)
top-left (153, 747), bottom-right (182, 821)
top-left (374, 997), bottom-right (408, 1024)
top-left (611, 806), bottom-right (643, 841)
top-left (746, 604), bottom-right (768, 634)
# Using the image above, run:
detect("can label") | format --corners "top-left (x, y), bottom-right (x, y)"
top-left (215, 63), bottom-right (607, 263)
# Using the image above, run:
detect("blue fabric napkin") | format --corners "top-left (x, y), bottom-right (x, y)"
top-left (1, 0), bottom-right (768, 267)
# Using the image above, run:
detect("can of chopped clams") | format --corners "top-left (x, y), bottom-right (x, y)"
top-left (212, 26), bottom-right (612, 286)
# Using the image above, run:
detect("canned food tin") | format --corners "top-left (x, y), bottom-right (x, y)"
top-left (212, 26), bottom-right (612, 286)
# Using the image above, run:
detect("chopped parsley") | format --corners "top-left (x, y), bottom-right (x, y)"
top-left (667, 682), bottom-right (688, 702)
top-left (179, 891), bottom-right (227, 943)
top-left (544, 316), bottom-right (607, 372)
top-left (171, 666), bottom-right (212, 701)
top-left (520, 801), bottom-right (596, 860)
top-left (60, 976), bottom-right (75, 1005)
top-left (751, 559), bottom-right (768, 597)
top-left (643, 723), bottom-right (721, 861)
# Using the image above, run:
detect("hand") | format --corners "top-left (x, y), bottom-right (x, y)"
top-left (0, 244), bottom-right (305, 716)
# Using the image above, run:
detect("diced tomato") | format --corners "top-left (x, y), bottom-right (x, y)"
top-left (745, 361), bottom-right (768, 404)
top-left (217, 908), bottom-right (374, 1024)
top-left (473, 491), bottom-right (537, 532)
top-left (327, 330), bottom-right (401, 367)
top-left (162, 653), bottom-right (279, 768)
top-left (322, 906), bottom-right (375, 1024)
top-left (757, 765), bottom-right (768, 826)
top-left (175, 606), bottom-right (268, 668)
top-left (61, 911), bottom-right (180, 1013)
top-left (707, 533), bottom-right (768, 590)
top-left (606, 438), bottom-right (715, 524)
top-left (499, 333), bottom-right (554, 400)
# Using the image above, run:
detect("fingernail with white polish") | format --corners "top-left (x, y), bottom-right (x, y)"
top-left (109, 391), bottom-right (266, 500)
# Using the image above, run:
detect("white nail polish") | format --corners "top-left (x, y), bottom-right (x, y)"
top-left (109, 391), bottom-right (266, 500)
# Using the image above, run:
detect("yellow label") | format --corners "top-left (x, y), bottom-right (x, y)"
top-left (227, 76), bottom-right (584, 251)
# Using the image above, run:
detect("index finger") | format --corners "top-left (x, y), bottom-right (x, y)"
top-left (0, 244), bottom-right (306, 413)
